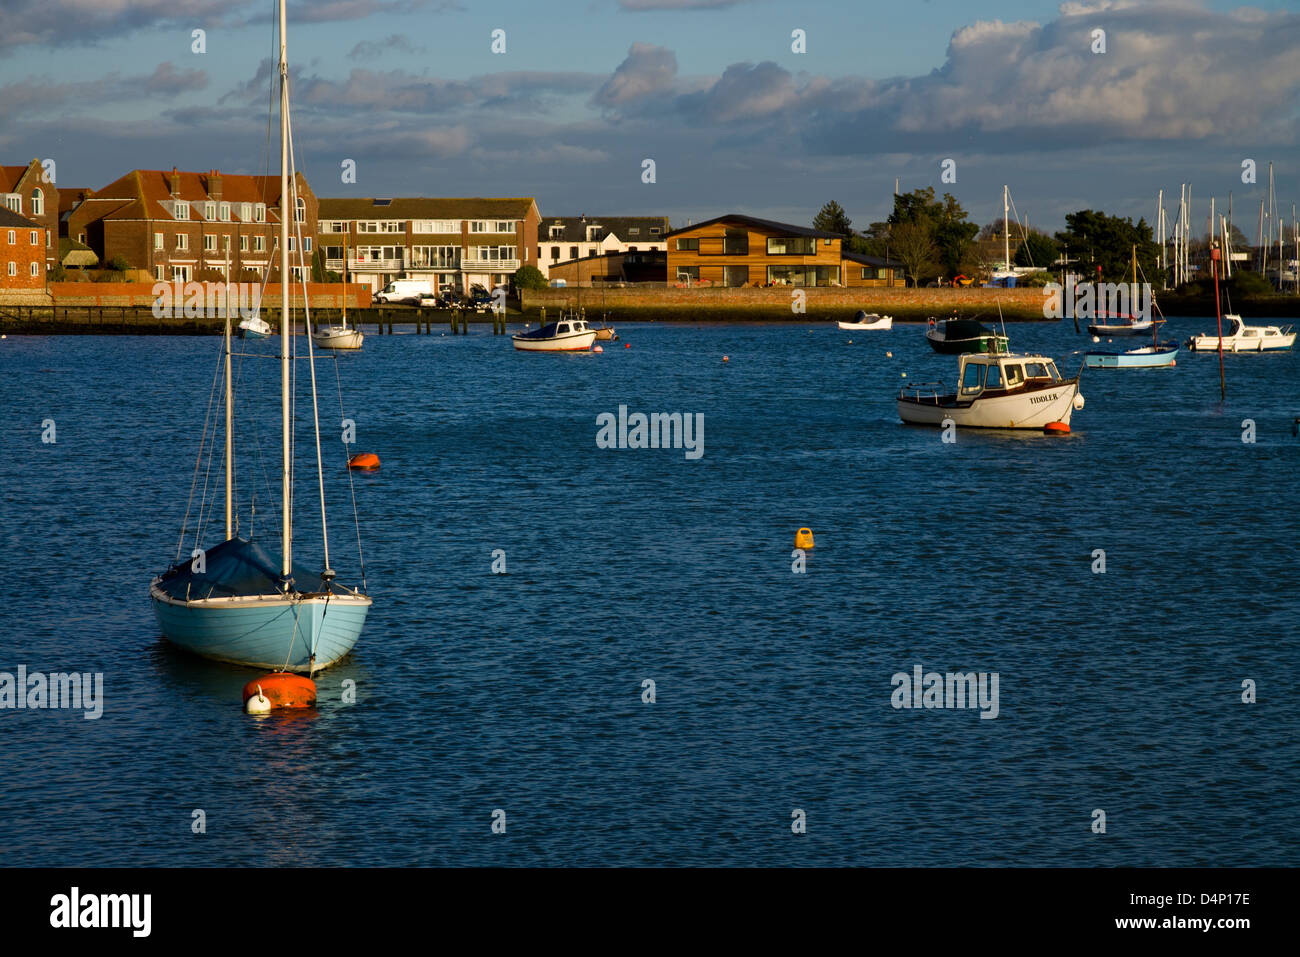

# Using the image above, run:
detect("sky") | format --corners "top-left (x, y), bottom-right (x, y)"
top-left (1, 0), bottom-right (1297, 237)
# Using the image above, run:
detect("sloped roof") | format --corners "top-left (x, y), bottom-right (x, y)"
top-left (664, 213), bottom-right (842, 240)
top-left (317, 197), bottom-right (537, 221)
top-left (843, 251), bottom-right (904, 268)
top-left (0, 207), bottom-right (42, 229)
top-left (539, 215), bottom-right (670, 243)
top-left (0, 162), bottom-right (39, 194)
top-left (88, 169), bottom-right (294, 223)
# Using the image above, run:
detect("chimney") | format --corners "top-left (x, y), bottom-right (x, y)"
top-left (209, 169), bottom-right (223, 202)
top-left (169, 167), bottom-right (181, 197)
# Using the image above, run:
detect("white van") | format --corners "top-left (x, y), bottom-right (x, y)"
top-left (374, 278), bottom-right (435, 305)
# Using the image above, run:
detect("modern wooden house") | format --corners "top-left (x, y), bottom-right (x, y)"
top-left (842, 251), bottom-right (906, 287)
top-left (664, 214), bottom-right (847, 287)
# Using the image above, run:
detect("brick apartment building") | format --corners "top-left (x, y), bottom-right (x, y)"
top-left (316, 197), bottom-right (541, 295)
top-left (0, 208), bottom-right (49, 290)
top-left (67, 167), bottom-right (319, 282)
top-left (536, 215), bottom-right (669, 278)
top-left (1, 159), bottom-right (59, 270)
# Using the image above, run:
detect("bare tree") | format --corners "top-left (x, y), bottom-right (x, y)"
top-left (891, 222), bottom-right (939, 286)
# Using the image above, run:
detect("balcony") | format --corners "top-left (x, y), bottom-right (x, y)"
top-left (326, 257), bottom-right (403, 272)
top-left (460, 257), bottom-right (520, 272)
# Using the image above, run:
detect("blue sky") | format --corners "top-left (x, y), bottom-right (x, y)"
top-left (2, 0), bottom-right (1298, 236)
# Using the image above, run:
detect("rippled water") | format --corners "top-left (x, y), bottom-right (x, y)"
top-left (2, 318), bottom-right (1297, 866)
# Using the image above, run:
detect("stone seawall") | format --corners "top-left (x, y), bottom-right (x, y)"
top-left (521, 286), bottom-right (1049, 322)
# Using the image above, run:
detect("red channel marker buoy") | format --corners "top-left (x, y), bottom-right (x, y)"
top-left (243, 672), bottom-right (317, 711)
top-left (348, 452), bottom-right (380, 471)
top-left (624, 342), bottom-right (630, 349)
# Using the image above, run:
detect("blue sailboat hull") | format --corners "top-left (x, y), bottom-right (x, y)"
top-left (151, 589), bottom-right (370, 672)
top-left (1084, 347), bottom-right (1179, 368)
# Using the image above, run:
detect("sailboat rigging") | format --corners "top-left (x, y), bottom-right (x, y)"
top-left (149, 0), bottom-right (371, 675)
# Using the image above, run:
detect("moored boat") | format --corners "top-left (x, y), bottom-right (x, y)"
top-left (898, 352), bottom-right (1083, 429)
top-left (1084, 343), bottom-right (1179, 368)
top-left (925, 317), bottom-right (1008, 354)
top-left (150, 0), bottom-right (370, 675)
top-left (311, 322), bottom-right (363, 350)
top-left (1086, 317), bottom-right (1154, 337)
top-left (838, 310), bottom-right (893, 331)
top-left (238, 316), bottom-right (272, 339)
top-left (512, 317), bottom-right (596, 352)
top-left (1187, 314), bottom-right (1295, 352)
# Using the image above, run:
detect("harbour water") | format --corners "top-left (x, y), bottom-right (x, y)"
top-left (1, 318), bottom-right (1296, 866)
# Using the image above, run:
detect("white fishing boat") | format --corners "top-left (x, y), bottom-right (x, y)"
top-left (837, 310), bottom-right (893, 331)
top-left (1187, 314), bottom-right (1295, 352)
top-left (238, 316), bottom-right (272, 339)
top-left (512, 317), bottom-right (596, 352)
top-left (149, 0), bottom-right (370, 674)
top-left (898, 352), bottom-right (1083, 429)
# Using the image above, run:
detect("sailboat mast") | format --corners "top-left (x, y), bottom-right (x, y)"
top-left (1003, 185), bottom-right (1010, 272)
top-left (279, 0), bottom-right (292, 578)
top-left (224, 238), bottom-right (233, 541)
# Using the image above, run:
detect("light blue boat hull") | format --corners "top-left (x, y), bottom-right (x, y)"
top-left (1085, 347), bottom-right (1179, 369)
top-left (151, 590), bottom-right (370, 672)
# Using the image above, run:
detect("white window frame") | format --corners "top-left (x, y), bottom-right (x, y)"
top-left (219, 203), bottom-right (230, 222)
top-left (203, 234), bottom-right (217, 252)
top-left (30, 261), bottom-right (39, 277)
top-left (174, 201), bottom-right (190, 221)
top-left (254, 204), bottom-right (266, 223)
top-left (154, 232), bottom-right (164, 250)
top-left (176, 233), bottom-right (189, 250)
top-left (241, 203), bottom-right (252, 222)
top-left (31, 188), bottom-right (43, 216)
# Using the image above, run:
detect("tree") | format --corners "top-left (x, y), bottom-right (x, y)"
top-left (887, 187), bottom-right (978, 277)
top-left (311, 246), bottom-right (327, 283)
top-left (1014, 231), bottom-right (1059, 269)
top-left (812, 200), bottom-right (852, 237)
top-left (890, 222), bottom-right (939, 287)
top-left (1054, 210), bottom-right (1160, 283)
top-left (513, 265), bottom-right (548, 290)
top-left (107, 254), bottom-right (130, 271)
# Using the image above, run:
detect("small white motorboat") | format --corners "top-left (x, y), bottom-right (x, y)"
top-left (312, 322), bottom-right (364, 350)
top-left (838, 310), bottom-right (893, 331)
top-left (238, 316), bottom-right (272, 339)
top-left (1187, 314), bottom-right (1295, 352)
top-left (512, 317), bottom-right (596, 352)
top-left (898, 351), bottom-right (1082, 429)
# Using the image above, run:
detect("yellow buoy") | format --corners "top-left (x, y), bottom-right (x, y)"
top-left (794, 527), bottom-right (815, 550)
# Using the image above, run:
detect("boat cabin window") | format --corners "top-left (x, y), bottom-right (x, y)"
top-left (1004, 364), bottom-right (1024, 386)
top-left (984, 364), bottom-right (1002, 389)
top-left (1025, 362), bottom-right (1053, 379)
top-left (961, 363), bottom-right (984, 394)
top-left (557, 323), bottom-right (570, 333)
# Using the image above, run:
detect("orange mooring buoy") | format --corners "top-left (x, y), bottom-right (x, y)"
top-left (243, 672), bottom-right (317, 710)
top-left (1043, 421), bottom-right (1070, 435)
top-left (794, 527), bottom-right (815, 549)
top-left (348, 452), bottom-right (380, 471)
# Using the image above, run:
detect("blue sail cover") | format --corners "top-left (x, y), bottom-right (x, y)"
top-left (155, 537), bottom-right (342, 601)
